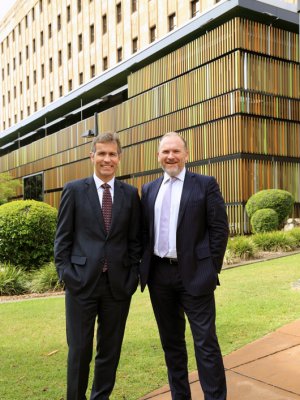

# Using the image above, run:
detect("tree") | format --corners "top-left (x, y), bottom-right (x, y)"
top-left (0, 172), bottom-right (21, 205)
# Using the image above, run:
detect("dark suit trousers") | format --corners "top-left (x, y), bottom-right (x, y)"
top-left (148, 258), bottom-right (226, 400)
top-left (65, 273), bottom-right (131, 400)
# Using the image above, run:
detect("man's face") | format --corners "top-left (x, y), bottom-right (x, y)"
top-left (90, 142), bottom-right (120, 182)
top-left (157, 136), bottom-right (188, 177)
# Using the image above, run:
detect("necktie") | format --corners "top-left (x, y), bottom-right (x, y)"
top-left (101, 183), bottom-right (112, 232)
top-left (101, 183), bottom-right (112, 272)
top-left (158, 177), bottom-right (176, 258)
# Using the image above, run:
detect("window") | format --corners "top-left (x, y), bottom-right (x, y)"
top-left (39, 0), bottom-right (43, 13)
top-left (90, 24), bottom-right (95, 43)
top-left (57, 15), bottom-right (61, 30)
top-left (19, 52), bottom-right (22, 64)
top-left (78, 34), bottom-right (83, 51)
top-left (18, 23), bottom-right (21, 34)
top-left (67, 5), bottom-right (71, 22)
top-left (14, 86), bottom-right (16, 97)
top-left (25, 15), bottom-right (28, 28)
top-left (50, 91), bottom-right (53, 101)
top-left (68, 42), bottom-right (72, 59)
top-left (190, 0), bottom-right (199, 18)
top-left (168, 13), bottom-right (176, 31)
top-left (48, 23), bottom-right (52, 38)
top-left (77, 0), bottom-right (82, 13)
top-left (14, 114), bottom-right (17, 123)
top-left (20, 81), bottom-right (23, 94)
top-left (33, 38), bottom-right (36, 52)
top-left (116, 3), bottom-right (122, 23)
top-left (1, 68), bottom-right (4, 79)
top-left (12, 29), bottom-right (15, 41)
top-left (42, 96), bottom-right (45, 106)
top-left (79, 72), bottom-right (83, 84)
top-left (102, 14), bottom-right (107, 34)
top-left (131, 0), bottom-right (137, 13)
top-left (13, 57), bottom-right (16, 70)
top-left (27, 106), bottom-right (30, 115)
top-left (26, 45), bottom-right (29, 59)
top-left (41, 64), bottom-right (44, 78)
top-left (33, 70), bottom-right (37, 84)
top-left (21, 110), bottom-right (23, 119)
top-left (40, 31), bottom-right (44, 46)
top-left (8, 91), bottom-right (10, 102)
top-left (117, 47), bottom-right (122, 62)
top-left (90, 64), bottom-right (95, 78)
top-left (68, 79), bottom-right (72, 91)
top-left (132, 37), bottom-right (138, 53)
top-left (2, 96), bottom-right (5, 106)
top-left (24, 173), bottom-right (43, 201)
top-left (34, 102), bottom-right (37, 111)
top-left (58, 50), bottom-right (62, 66)
top-left (7, 63), bottom-right (10, 75)
top-left (32, 7), bottom-right (35, 20)
top-left (26, 76), bottom-right (29, 89)
top-left (103, 56), bottom-right (108, 70)
top-left (49, 57), bottom-right (53, 72)
top-left (59, 85), bottom-right (63, 96)
top-left (149, 25), bottom-right (156, 43)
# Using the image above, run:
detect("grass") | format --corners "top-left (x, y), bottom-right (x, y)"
top-left (0, 253), bottom-right (300, 400)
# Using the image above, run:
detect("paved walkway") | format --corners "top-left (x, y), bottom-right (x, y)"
top-left (139, 319), bottom-right (300, 400)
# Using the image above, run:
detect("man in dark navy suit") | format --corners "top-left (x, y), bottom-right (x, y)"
top-left (54, 132), bottom-right (141, 400)
top-left (140, 132), bottom-right (228, 400)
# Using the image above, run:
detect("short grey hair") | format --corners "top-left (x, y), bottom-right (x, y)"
top-left (91, 132), bottom-right (122, 154)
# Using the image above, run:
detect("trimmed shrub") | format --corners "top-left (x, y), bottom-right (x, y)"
top-left (288, 227), bottom-right (300, 247)
top-left (226, 236), bottom-right (255, 260)
top-left (0, 200), bottom-right (57, 270)
top-left (0, 263), bottom-right (27, 295)
top-left (246, 189), bottom-right (294, 228)
top-left (29, 262), bottom-right (62, 293)
top-left (251, 231), bottom-right (298, 252)
top-left (251, 208), bottom-right (279, 233)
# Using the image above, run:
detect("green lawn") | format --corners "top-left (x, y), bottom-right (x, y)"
top-left (1, 253), bottom-right (300, 400)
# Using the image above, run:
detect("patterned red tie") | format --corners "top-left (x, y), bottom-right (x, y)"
top-left (101, 183), bottom-right (112, 272)
top-left (101, 183), bottom-right (112, 232)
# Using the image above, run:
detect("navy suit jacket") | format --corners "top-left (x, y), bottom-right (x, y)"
top-left (140, 170), bottom-right (229, 296)
top-left (54, 176), bottom-right (142, 300)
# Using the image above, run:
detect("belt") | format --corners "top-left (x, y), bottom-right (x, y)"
top-left (153, 255), bottom-right (178, 265)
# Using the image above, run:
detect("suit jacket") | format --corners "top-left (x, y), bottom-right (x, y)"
top-left (140, 170), bottom-right (229, 296)
top-left (54, 176), bottom-right (142, 300)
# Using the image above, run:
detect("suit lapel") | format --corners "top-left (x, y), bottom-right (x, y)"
top-left (85, 176), bottom-right (107, 235)
top-left (177, 171), bottom-right (194, 228)
top-left (109, 180), bottom-right (124, 235)
top-left (149, 177), bottom-right (163, 239)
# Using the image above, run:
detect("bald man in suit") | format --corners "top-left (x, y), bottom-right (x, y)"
top-left (140, 132), bottom-right (229, 400)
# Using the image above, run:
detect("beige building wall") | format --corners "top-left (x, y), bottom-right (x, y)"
top-left (0, 0), bottom-right (298, 131)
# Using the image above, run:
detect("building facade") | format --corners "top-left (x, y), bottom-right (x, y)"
top-left (0, 0), bottom-right (299, 234)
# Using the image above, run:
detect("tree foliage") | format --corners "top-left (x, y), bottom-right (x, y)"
top-left (0, 172), bottom-right (21, 205)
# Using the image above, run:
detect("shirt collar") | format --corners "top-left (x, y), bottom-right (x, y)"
top-left (163, 167), bottom-right (186, 184)
top-left (93, 173), bottom-right (115, 190)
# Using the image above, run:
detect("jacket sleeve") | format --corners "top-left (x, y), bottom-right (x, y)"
top-left (206, 177), bottom-right (229, 273)
top-left (127, 187), bottom-right (142, 266)
top-left (54, 183), bottom-right (75, 281)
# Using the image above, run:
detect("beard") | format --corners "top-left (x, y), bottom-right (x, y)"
top-left (162, 164), bottom-right (181, 177)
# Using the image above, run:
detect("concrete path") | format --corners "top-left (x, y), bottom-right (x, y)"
top-left (139, 319), bottom-right (300, 400)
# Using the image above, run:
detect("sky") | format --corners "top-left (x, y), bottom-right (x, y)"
top-left (0, 0), bottom-right (17, 22)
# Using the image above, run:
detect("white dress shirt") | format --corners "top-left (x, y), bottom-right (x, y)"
top-left (154, 168), bottom-right (186, 259)
top-left (93, 173), bottom-right (115, 206)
